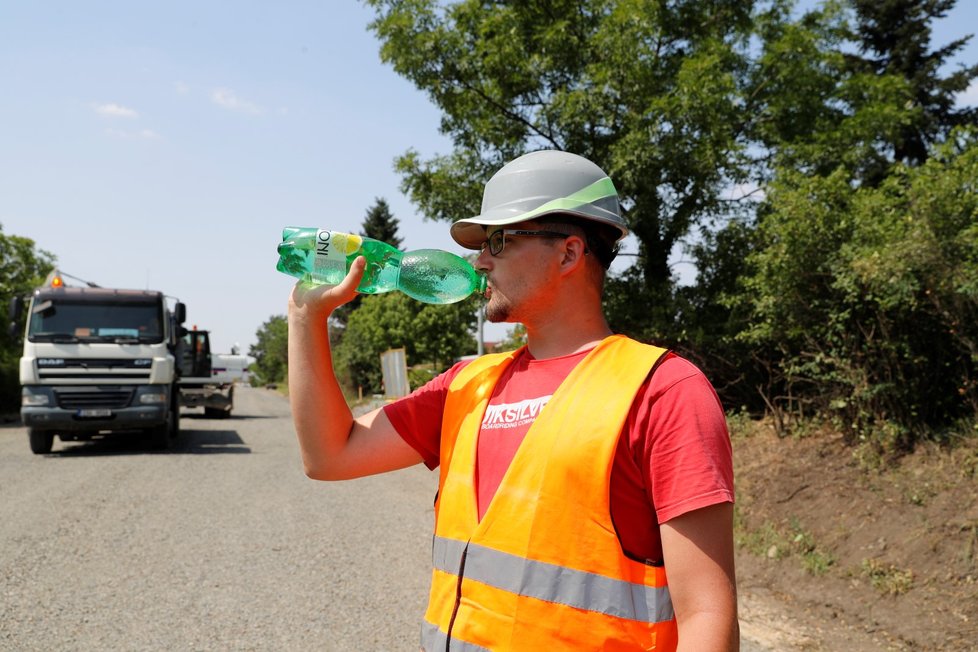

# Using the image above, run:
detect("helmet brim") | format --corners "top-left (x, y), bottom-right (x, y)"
top-left (450, 208), bottom-right (629, 250)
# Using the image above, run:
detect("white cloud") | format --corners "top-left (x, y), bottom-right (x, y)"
top-left (957, 79), bottom-right (978, 109)
top-left (94, 102), bottom-right (138, 118)
top-left (211, 87), bottom-right (264, 115)
top-left (105, 128), bottom-right (161, 140)
top-left (174, 81), bottom-right (191, 95)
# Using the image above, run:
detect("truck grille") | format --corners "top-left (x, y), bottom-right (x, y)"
top-left (54, 389), bottom-right (135, 410)
top-left (37, 358), bottom-right (153, 381)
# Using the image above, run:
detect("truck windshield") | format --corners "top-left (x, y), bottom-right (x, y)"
top-left (28, 299), bottom-right (164, 344)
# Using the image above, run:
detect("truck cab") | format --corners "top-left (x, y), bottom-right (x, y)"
top-left (16, 276), bottom-right (185, 453)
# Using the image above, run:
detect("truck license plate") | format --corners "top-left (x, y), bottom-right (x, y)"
top-left (77, 408), bottom-right (113, 418)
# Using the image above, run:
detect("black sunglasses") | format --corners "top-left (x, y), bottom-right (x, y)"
top-left (481, 229), bottom-right (572, 257)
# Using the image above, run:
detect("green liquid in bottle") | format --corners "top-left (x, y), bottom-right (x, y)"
top-left (276, 227), bottom-right (486, 304)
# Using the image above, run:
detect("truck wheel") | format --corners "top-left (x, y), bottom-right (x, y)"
top-left (29, 429), bottom-right (54, 454)
top-left (150, 402), bottom-right (178, 450)
top-left (172, 401), bottom-right (181, 436)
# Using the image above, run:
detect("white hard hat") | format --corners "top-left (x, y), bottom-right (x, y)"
top-left (450, 150), bottom-right (627, 250)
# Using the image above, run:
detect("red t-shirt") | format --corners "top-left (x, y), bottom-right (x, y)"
top-left (383, 347), bottom-right (734, 563)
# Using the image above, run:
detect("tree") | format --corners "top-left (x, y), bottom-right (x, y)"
top-left (361, 197), bottom-right (403, 248)
top-left (747, 1), bottom-right (916, 181)
top-left (334, 293), bottom-right (417, 394)
top-left (364, 0), bottom-right (757, 342)
top-left (734, 129), bottom-right (978, 448)
top-left (362, 0), bottom-right (978, 450)
top-left (849, 0), bottom-right (978, 171)
top-left (413, 296), bottom-right (479, 370)
top-left (0, 225), bottom-right (56, 411)
top-left (249, 315), bottom-right (289, 385)
top-left (674, 217), bottom-right (760, 409)
top-left (333, 197), bottom-right (404, 327)
top-left (712, 2), bottom-right (978, 446)
top-left (838, 129), bottom-right (978, 430)
top-left (669, 1), bottom-right (916, 417)
top-left (334, 292), bottom-right (478, 395)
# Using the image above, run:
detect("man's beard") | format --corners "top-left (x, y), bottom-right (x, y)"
top-left (483, 295), bottom-right (513, 323)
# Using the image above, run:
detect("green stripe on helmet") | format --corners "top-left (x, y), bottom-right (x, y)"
top-left (518, 176), bottom-right (618, 221)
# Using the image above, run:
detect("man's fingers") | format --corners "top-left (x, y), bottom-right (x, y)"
top-left (335, 256), bottom-right (366, 299)
top-left (290, 256), bottom-right (366, 314)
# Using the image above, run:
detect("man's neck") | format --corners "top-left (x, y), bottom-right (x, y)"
top-left (523, 311), bottom-right (613, 360)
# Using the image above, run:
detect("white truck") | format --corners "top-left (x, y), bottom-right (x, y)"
top-left (12, 271), bottom-right (186, 454)
top-left (175, 329), bottom-right (252, 418)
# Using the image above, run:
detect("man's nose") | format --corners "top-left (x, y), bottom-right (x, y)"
top-left (475, 247), bottom-right (492, 271)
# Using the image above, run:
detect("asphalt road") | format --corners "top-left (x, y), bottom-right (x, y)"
top-left (1, 385), bottom-right (772, 651)
top-left (0, 386), bottom-right (436, 651)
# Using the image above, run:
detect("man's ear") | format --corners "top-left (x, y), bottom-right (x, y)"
top-left (559, 235), bottom-right (588, 275)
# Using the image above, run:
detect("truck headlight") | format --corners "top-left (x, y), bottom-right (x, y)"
top-left (139, 392), bottom-right (167, 405)
top-left (22, 393), bottom-right (50, 407)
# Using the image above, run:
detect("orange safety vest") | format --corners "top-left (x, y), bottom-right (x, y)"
top-left (422, 335), bottom-right (678, 651)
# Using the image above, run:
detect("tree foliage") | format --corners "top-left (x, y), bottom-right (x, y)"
top-left (849, 0), bottom-right (978, 169)
top-left (365, 0), bottom-right (758, 342)
top-left (745, 1), bottom-right (919, 185)
top-left (0, 225), bottom-right (56, 411)
top-left (736, 129), bottom-right (978, 448)
top-left (333, 197), bottom-right (406, 326)
top-left (413, 296), bottom-right (481, 370)
top-left (361, 197), bottom-right (403, 248)
top-left (249, 315), bottom-right (289, 385)
top-left (708, 1), bottom-right (978, 448)
top-left (494, 323), bottom-right (528, 353)
top-left (334, 292), bottom-right (478, 394)
top-left (360, 0), bottom-right (978, 449)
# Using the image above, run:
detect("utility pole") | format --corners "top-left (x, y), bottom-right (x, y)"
top-left (477, 307), bottom-right (485, 356)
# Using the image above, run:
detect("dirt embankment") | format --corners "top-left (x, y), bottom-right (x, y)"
top-left (732, 419), bottom-right (978, 651)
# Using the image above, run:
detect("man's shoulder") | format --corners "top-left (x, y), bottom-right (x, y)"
top-left (656, 351), bottom-right (704, 377)
top-left (641, 351), bottom-right (716, 397)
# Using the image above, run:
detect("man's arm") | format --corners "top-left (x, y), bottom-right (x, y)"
top-left (660, 502), bottom-right (739, 652)
top-left (288, 257), bottom-right (423, 480)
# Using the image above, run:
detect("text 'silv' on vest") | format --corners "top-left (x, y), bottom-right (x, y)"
top-left (422, 335), bottom-right (678, 651)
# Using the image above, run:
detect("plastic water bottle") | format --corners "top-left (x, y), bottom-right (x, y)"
top-left (276, 227), bottom-right (487, 305)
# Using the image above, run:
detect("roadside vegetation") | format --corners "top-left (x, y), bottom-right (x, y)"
top-left (0, 225), bottom-right (55, 413)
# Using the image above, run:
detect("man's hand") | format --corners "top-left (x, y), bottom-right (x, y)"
top-left (289, 255), bottom-right (366, 321)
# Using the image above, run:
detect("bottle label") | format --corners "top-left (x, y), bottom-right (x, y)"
top-left (313, 230), bottom-right (361, 280)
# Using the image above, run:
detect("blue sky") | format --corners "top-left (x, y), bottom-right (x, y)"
top-left (2, 1), bottom-right (976, 355)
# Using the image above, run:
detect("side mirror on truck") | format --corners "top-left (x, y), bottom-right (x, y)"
top-left (8, 295), bottom-right (24, 338)
top-left (168, 302), bottom-right (189, 351)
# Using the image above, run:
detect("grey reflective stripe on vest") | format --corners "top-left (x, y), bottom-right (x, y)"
top-left (432, 535), bottom-right (469, 575)
top-left (421, 620), bottom-right (491, 652)
top-left (432, 535), bottom-right (675, 623)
